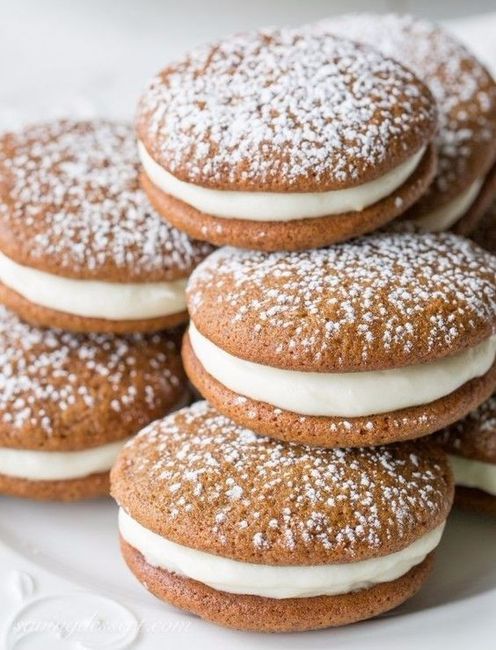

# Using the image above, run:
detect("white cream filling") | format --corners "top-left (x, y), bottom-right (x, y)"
top-left (0, 439), bottom-right (129, 481)
top-left (414, 178), bottom-right (484, 232)
top-left (0, 251), bottom-right (187, 320)
top-left (139, 141), bottom-right (426, 221)
top-left (189, 323), bottom-right (496, 417)
top-left (449, 454), bottom-right (496, 496)
top-left (119, 509), bottom-right (444, 599)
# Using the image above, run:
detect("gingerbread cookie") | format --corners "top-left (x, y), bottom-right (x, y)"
top-left (184, 233), bottom-right (496, 447)
top-left (0, 120), bottom-right (212, 333)
top-left (316, 14), bottom-right (496, 234)
top-left (111, 402), bottom-right (453, 632)
top-left (137, 28), bottom-right (437, 251)
top-left (0, 306), bottom-right (187, 500)
top-left (437, 393), bottom-right (496, 515)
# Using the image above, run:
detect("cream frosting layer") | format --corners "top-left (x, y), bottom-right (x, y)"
top-left (414, 178), bottom-right (483, 232)
top-left (449, 454), bottom-right (496, 496)
top-left (189, 323), bottom-right (496, 417)
top-left (0, 439), bottom-right (129, 481)
top-left (119, 509), bottom-right (444, 599)
top-left (139, 141), bottom-right (426, 221)
top-left (0, 251), bottom-right (187, 320)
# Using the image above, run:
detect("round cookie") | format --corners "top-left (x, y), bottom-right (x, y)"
top-left (111, 401), bottom-right (453, 632)
top-left (184, 233), bottom-right (496, 447)
top-left (0, 306), bottom-right (187, 501)
top-left (0, 120), bottom-right (213, 334)
top-left (137, 27), bottom-right (437, 251)
top-left (316, 14), bottom-right (496, 234)
top-left (437, 393), bottom-right (496, 516)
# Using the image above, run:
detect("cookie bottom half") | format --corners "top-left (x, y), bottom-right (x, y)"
top-left (120, 538), bottom-right (434, 632)
top-left (0, 471), bottom-right (110, 501)
top-left (0, 283), bottom-right (188, 334)
top-left (140, 146), bottom-right (436, 252)
top-left (183, 333), bottom-right (496, 447)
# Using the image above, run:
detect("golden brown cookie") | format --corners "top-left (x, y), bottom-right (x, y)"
top-left (183, 334), bottom-right (496, 447)
top-left (437, 393), bottom-right (496, 515)
top-left (317, 14), bottom-right (496, 234)
top-left (0, 120), bottom-right (213, 333)
top-left (121, 540), bottom-right (434, 632)
top-left (0, 472), bottom-right (110, 502)
top-left (0, 283), bottom-right (188, 334)
top-left (111, 402), bottom-right (453, 632)
top-left (0, 305), bottom-right (188, 500)
top-left (140, 148), bottom-right (436, 252)
top-left (185, 233), bottom-right (496, 447)
top-left (137, 28), bottom-right (437, 250)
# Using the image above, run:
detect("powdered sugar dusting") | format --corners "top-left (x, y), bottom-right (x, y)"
top-left (317, 14), bottom-right (496, 201)
top-left (0, 120), bottom-right (212, 280)
top-left (123, 401), bottom-right (450, 560)
top-left (187, 233), bottom-right (496, 371)
top-left (138, 27), bottom-right (435, 190)
top-left (0, 306), bottom-right (181, 440)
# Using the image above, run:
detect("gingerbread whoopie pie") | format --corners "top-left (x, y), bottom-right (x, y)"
top-left (137, 28), bottom-right (437, 251)
top-left (437, 394), bottom-right (496, 516)
top-left (0, 306), bottom-right (186, 501)
top-left (0, 120), bottom-right (212, 334)
top-left (183, 233), bottom-right (496, 448)
top-left (316, 14), bottom-right (496, 235)
top-left (111, 401), bottom-right (453, 632)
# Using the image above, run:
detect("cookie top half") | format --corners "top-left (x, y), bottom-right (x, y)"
top-left (187, 233), bottom-right (496, 372)
top-left (0, 120), bottom-right (212, 281)
top-left (137, 28), bottom-right (436, 192)
top-left (317, 14), bottom-right (496, 209)
top-left (111, 401), bottom-right (453, 565)
top-left (438, 394), bottom-right (496, 464)
top-left (0, 306), bottom-right (185, 451)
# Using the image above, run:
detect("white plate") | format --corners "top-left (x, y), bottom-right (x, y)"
top-left (0, 496), bottom-right (494, 649)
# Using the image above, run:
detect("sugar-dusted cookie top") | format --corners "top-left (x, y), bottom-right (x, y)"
top-left (317, 14), bottom-right (496, 209)
top-left (0, 306), bottom-right (185, 451)
top-left (0, 120), bottom-right (212, 281)
top-left (112, 401), bottom-right (453, 565)
top-left (438, 394), bottom-right (496, 463)
top-left (137, 28), bottom-right (436, 192)
top-left (187, 233), bottom-right (496, 372)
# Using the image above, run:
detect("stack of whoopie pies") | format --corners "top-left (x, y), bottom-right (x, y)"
top-left (1, 10), bottom-right (495, 636)
top-left (0, 120), bottom-right (212, 500)
top-left (110, 18), bottom-right (496, 633)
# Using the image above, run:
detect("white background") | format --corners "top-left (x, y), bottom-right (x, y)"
top-left (1, 0), bottom-right (496, 131)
